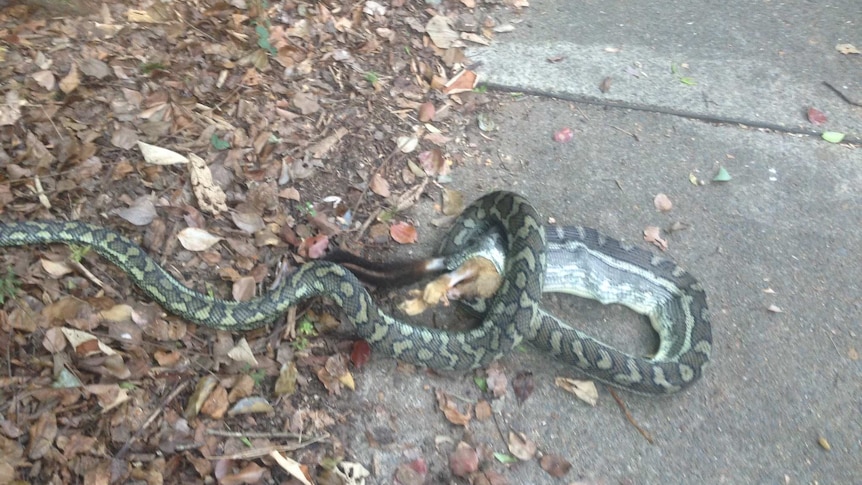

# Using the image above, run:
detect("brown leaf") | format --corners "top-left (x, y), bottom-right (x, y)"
top-left (298, 234), bottom-right (329, 259)
top-left (441, 188), bottom-right (464, 216)
top-left (512, 371), bottom-right (535, 404)
top-left (507, 431), bottom-right (537, 461)
top-left (350, 340), bottom-right (372, 368)
top-left (475, 400), bottom-right (492, 421)
top-left (555, 377), bottom-right (598, 405)
top-left (219, 462), bottom-right (266, 485)
top-left (599, 76), bottom-right (612, 93)
top-left (59, 64), bottom-right (80, 93)
top-left (449, 442), bottom-right (479, 477)
top-left (369, 172), bottom-right (391, 197)
top-left (418, 102), bottom-right (436, 122)
top-left (390, 222), bottom-right (418, 244)
top-left (436, 389), bottom-right (472, 426)
top-left (807, 107), bottom-right (827, 125)
top-left (27, 412), bottom-right (57, 459)
top-left (539, 454), bottom-right (572, 478)
top-left (486, 364), bottom-right (508, 398)
top-left (653, 193), bottom-right (673, 212)
top-left (200, 385), bottom-right (229, 419)
top-left (231, 276), bottom-right (256, 302)
top-left (643, 226), bottom-right (668, 251)
top-left (274, 362), bottom-right (298, 397)
top-left (443, 69), bottom-right (478, 95)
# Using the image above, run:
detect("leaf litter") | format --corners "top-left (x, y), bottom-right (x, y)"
top-left (0, 0), bottom-right (578, 482)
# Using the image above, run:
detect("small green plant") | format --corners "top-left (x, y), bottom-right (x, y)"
top-left (291, 318), bottom-right (318, 351)
top-left (472, 85), bottom-right (488, 94)
top-left (139, 62), bottom-right (168, 75)
top-left (0, 267), bottom-right (20, 305)
top-left (298, 201), bottom-right (316, 217)
top-left (364, 71), bottom-right (380, 84)
top-left (68, 245), bottom-right (90, 264)
top-left (250, 369), bottom-right (267, 387)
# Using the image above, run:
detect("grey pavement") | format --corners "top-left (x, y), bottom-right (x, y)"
top-left (336, 2), bottom-right (861, 483)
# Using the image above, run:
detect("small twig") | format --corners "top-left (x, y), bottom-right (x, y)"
top-left (206, 429), bottom-right (328, 441)
top-left (352, 205), bottom-right (384, 242)
top-left (203, 434), bottom-right (329, 460)
top-left (823, 81), bottom-right (862, 107)
top-left (610, 125), bottom-right (638, 140)
top-left (574, 104), bottom-right (590, 121)
top-left (114, 381), bottom-right (189, 461)
top-left (608, 388), bottom-right (654, 444)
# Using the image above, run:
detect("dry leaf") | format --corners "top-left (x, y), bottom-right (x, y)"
top-left (369, 173), bottom-right (391, 197)
top-left (227, 338), bottom-right (259, 366)
top-left (599, 76), bottom-right (612, 93)
top-left (40, 258), bottom-right (73, 278)
top-left (443, 69), bottom-right (478, 95)
top-left (767, 304), bottom-right (783, 313)
top-left (390, 222), bottom-right (418, 244)
top-left (449, 442), bottom-right (479, 477)
top-left (539, 454), bottom-right (572, 478)
top-left (507, 431), bottom-right (537, 460)
top-left (32, 70), bottom-right (56, 91)
top-left (418, 102), bottom-right (436, 122)
top-left (309, 127), bottom-right (348, 158)
top-left (227, 396), bottom-right (274, 416)
top-left (436, 389), bottom-right (471, 426)
top-left (643, 226), bottom-right (668, 251)
top-left (137, 141), bottom-right (187, 165)
top-left (269, 451), bottom-right (313, 485)
top-left (189, 153), bottom-right (228, 215)
top-left (426, 16), bottom-right (459, 48)
top-left (555, 377), bottom-right (598, 405)
top-left (59, 64), bottom-right (80, 93)
top-left (653, 193), bottom-right (673, 212)
top-left (835, 43), bottom-right (860, 55)
top-left (114, 197), bottom-right (157, 226)
top-left (177, 227), bottom-right (222, 251)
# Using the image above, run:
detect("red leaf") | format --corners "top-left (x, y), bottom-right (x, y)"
top-left (552, 127), bottom-right (574, 143)
top-left (807, 107), bottom-right (827, 125)
top-left (390, 222), bottom-right (418, 244)
top-left (350, 340), bottom-right (371, 368)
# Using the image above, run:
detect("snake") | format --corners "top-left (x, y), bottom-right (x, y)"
top-left (0, 191), bottom-right (711, 394)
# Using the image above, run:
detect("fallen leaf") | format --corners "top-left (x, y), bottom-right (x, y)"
top-left (59, 64), bottom-right (80, 93)
top-left (821, 131), bottom-right (845, 144)
top-left (32, 70), bottom-right (55, 90)
top-left (653, 193), bottom-right (673, 212)
top-left (512, 371), bottom-right (535, 404)
top-left (426, 16), bottom-right (459, 48)
top-left (553, 127), bottom-right (574, 143)
top-left (269, 451), bottom-right (313, 485)
top-left (835, 43), bottom-right (860, 55)
top-left (40, 258), bottom-right (73, 278)
top-left (436, 389), bottom-right (471, 426)
top-left (298, 234), bottom-right (329, 259)
top-left (507, 431), bottom-right (537, 460)
top-left (350, 340), bottom-right (372, 368)
top-left (177, 227), bottom-right (222, 251)
top-left (475, 400), bottom-right (492, 421)
top-left (443, 69), bottom-right (478, 95)
top-left (599, 76), bottom-right (612, 93)
top-left (390, 222), bottom-right (418, 244)
top-left (643, 226), bottom-right (668, 251)
top-left (555, 377), bottom-right (599, 405)
top-left (807, 107), bottom-right (827, 125)
top-left (486, 364), bottom-right (508, 398)
top-left (114, 197), bottom-right (157, 226)
top-left (396, 136), bottom-right (419, 153)
top-left (227, 396), bottom-right (274, 416)
top-left (227, 337), bottom-right (258, 366)
top-left (713, 166), bottom-right (732, 182)
top-left (418, 102), bottom-right (436, 122)
top-left (219, 462), bottom-right (266, 485)
top-left (539, 454), bottom-right (572, 478)
top-left (137, 141), bottom-right (187, 165)
top-left (370, 173), bottom-right (391, 197)
top-left (449, 442), bottom-right (479, 477)
top-left (189, 153), bottom-right (228, 215)
top-left (817, 436), bottom-right (831, 451)
top-left (767, 304), bottom-right (783, 313)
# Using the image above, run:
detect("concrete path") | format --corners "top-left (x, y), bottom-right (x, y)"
top-left (339, 2), bottom-right (861, 483)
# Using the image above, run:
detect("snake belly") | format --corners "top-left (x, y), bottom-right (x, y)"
top-left (442, 224), bottom-right (712, 394)
top-left (0, 192), bottom-right (546, 371)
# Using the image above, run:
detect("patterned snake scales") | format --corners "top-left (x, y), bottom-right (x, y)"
top-left (0, 192), bottom-right (710, 394)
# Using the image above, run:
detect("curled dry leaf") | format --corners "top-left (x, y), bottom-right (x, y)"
top-left (807, 107), bottom-right (827, 125)
top-left (449, 442), bottom-right (479, 477)
top-left (653, 193), bottom-right (673, 212)
top-left (390, 221), bottom-right (418, 244)
top-left (227, 396), bottom-right (275, 416)
top-left (369, 172), bottom-right (391, 197)
top-left (643, 226), bottom-right (668, 251)
top-left (555, 377), bottom-right (598, 406)
top-left (507, 431), bottom-right (537, 461)
top-left (418, 101), bottom-right (436, 122)
top-left (227, 337), bottom-right (259, 366)
top-left (189, 153), bottom-right (228, 215)
top-left (185, 375), bottom-right (219, 419)
top-left (137, 141), bottom-right (187, 165)
top-left (114, 197), bottom-right (157, 226)
top-left (177, 227), bottom-right (222, 251)
top-left (436, 389), bottom-right (472, 426)
top-left (539, 454), bottom-right (572, 478)
top-left (553, 127), bottom-right (574, 143)
top-left (443, 69), bottom-right (478, 95)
